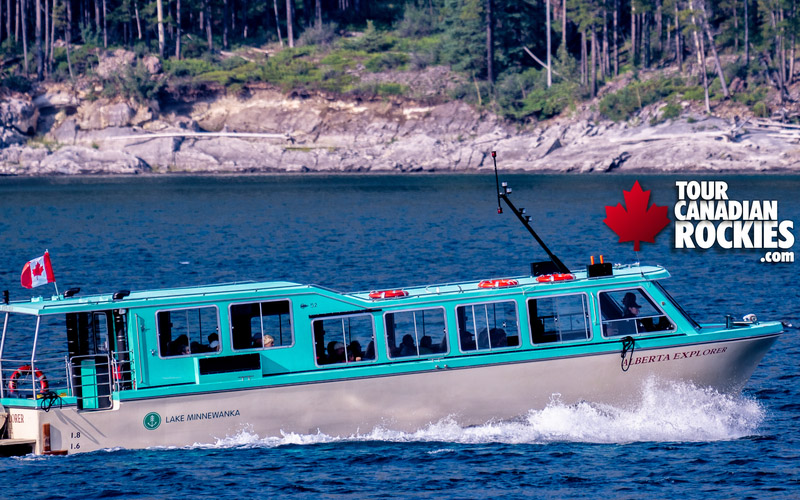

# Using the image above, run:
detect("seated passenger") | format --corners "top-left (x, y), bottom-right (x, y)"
top-left (460, 330), bottom-right (476, 351)
top-left (398, 334), bottom-right (417, 357)
top-left (348, 341), bottom-right (363, 362)
top-left (169, 334), bottom-right (190, 356)
top-left (489, 328), bottom-right (507, 348)
top-left (476, 328), bottom-right (491, 350)
top-left (208, 333), bottom-right (220, 351)
top-left (262, 334), bottom-right (275, 348)
top-left (364, 341), bottom-right (376, 360)
top-left (327, 341), bottom-right (346, 364)
top-left (438, 336), bottom-right (448, 353)
top-left (181, 344), bottom-right (192, 355)
top-left (419, 335), bottom-right (434, 355)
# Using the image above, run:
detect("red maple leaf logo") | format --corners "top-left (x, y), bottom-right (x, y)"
top-left (604, 181), bottom-right (670, 251)
top-left (32, 262), bottom-right (44, 277)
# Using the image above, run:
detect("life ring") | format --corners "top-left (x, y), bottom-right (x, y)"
top-left (478, 279), bottom-right (519, 289)
top-left (7, 365), bottom-right (49, 395)
top-left (369, 289), bottom-right (409, 299)
top-left (536, 273), bottom-right (575, 283)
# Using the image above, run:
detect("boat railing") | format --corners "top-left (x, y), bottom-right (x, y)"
top-left (110, 350), bottom-right (134, 392)
top-left (69, 354), bottom-right (114, 411)
top-left (0, 356), bottom-right (71, 401)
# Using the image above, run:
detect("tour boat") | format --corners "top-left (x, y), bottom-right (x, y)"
top-left (0, 161), bottom-right (784, 456)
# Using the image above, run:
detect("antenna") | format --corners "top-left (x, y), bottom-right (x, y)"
top-left (492, 151), bottom-right (502, 214)
top-left (492, 151), bottom-right (570, 274)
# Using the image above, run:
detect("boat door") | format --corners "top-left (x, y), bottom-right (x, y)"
top-left (66, 310), bottom-right (127, 410)
top-left (134, 305), bottom-right (220, 388)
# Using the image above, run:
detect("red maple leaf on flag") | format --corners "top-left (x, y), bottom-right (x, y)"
top-left (604, 181), bottom-right (670, 251)
top-left (32, 262), bottom-right (45, 277)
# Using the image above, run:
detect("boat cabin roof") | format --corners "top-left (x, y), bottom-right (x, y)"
top-left (0, 265), bottom-right (670, 316)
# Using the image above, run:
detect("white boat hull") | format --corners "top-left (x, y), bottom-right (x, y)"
top-left (5, 334), bottom-right (778, 454)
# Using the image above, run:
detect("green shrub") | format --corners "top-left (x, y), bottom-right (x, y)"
top-left (365, 52), bottom-right (409, 72)
top-left (1, 73), bottom-right (32, 92)
top-left (164, 58), bottom-right (215, 77)
top-left (349, 81), bottom-right (408, 98)
top-left (651, 101), bottom-right (682, 125)
top-left (598, 76), bottom-right (687, 121)
top-left (733, 86), bottom-right (768, 107)
top-left (101, 63), bottom-right (167, 104)
top-left (298, 23), bottom-right (338, 46)
top-left (753, 101), bottom-right (769, 118)
top-left (343, 20), bottom-right (395, 53)
top-left (397, 3), bottom-right (440, 38)
top-left (683, 85), bottom-right (705, 101)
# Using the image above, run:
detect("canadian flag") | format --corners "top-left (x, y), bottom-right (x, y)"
top-left (21, 251), bottom-right (56, 289)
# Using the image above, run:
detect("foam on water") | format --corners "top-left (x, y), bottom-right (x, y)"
top-left (201, 378), bottom-right (764, 451)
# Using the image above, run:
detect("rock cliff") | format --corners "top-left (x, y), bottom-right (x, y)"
top-left (2, 74), bottom-right (799, 175)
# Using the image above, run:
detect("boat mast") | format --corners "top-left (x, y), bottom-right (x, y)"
top-left (491, 151), bottom-right (570, 274)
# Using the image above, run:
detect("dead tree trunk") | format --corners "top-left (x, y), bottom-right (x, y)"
top-left (156, 0), bottom-right (165, 56)
top-left (591, 29), bottom-right (597, 97)
top-left (698, 0), bottom-right (730, 98)
top-left (35, 0), bottom-right (42, 80)
top-left (631, 1), bottom-right (636, 66)
top-left (273, 0), bottom-right (283, 46)
top-left (690, 0), bottom-right (710, 113)
top-left (286, 0), bottom-right (294, 47)
top-left (175, 0), bottom-right (181, 58)
top-left (21, 0), bottom-right (27, 74)
top-left (613, 0), bottom-right (619, 75)
top-left (486, 0), bottom-right (494, 85)
top-left (675, 0), bottom-right (682, 71)
top-left (546, 0), bottom-right (551, 87)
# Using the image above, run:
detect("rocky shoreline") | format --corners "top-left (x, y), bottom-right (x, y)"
top-left (2, 75), bottom-right (800, 176)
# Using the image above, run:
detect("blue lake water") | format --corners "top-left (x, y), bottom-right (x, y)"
top-left (0, 174), bottom-right (798, 498)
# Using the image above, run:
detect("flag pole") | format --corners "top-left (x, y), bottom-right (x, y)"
top-left (46, 249), bottom-right (59, 296)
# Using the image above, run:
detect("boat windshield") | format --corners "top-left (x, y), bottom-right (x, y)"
top-left (653, 281), bottom-right (701, 330)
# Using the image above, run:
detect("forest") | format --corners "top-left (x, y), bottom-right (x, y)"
top-left (0, 0), bottom-right (798, 122)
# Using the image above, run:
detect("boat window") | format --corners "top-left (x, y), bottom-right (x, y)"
top-left (528, 294), bottom-right (590, 344)
top-left (312, 314), bottom-right (376, 366)
top-left (157, 306), bottom-right (221, 357)
top-left (230, 300), bottom-right (293, 350)
top-left (599, 288), bottom-right (675, 337)
top-left (455, 301), bottom-right (520, 352)
top-left (385, 307), bottom-right (448, 359)
top-left (653, 281), bottom-right (701, 330)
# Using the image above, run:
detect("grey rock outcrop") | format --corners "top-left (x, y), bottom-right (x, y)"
top-left (1, 97), bottom-right (39, 137)
top-left (3, 78), bottom-right (800, 175)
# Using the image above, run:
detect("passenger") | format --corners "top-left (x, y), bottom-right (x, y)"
top-left (181, 344), bottom-right (192, 355)
top-left (327, 341), bottom-right (346, 363)
top-left (622, 293), bottom-right (642, 318)
top-left (398, 334), bottom-right (417, 357)
top-left (364, 340), bottom-right (376, 360)
top-left (348, 341), bottom-right (363, 362)
top-left (460, 330), bottom-right (476, 351)
top-left (262, 334), bottom-right (275, 348)
top-left (252, 336), bottom-right (263, 348)
top-left (620, 292), bottom-right (645, 334)
top-left (170, 334), bottom-right (190, 356)
top-left (419, 335), bottom-right (434, 355)
top-left (439, 335), bottom-right (448, 353)
top-left (476, 328), bottom-right (490, 350)
top-left (208, 333), bottom-right (220, 351)
top-left (490, 328), bottom-right (507, 348)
